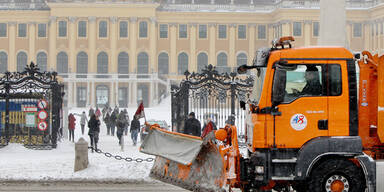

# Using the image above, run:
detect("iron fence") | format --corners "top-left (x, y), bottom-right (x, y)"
top-left (0, 62), bottom-right (64, 149)
top-left (171, 64), bottom-right (253, 135)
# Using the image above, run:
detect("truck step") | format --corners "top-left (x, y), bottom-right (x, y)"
top-left (272, 158), bottom-right (297, 163)
top-left (271, 176), bottom-right (295, 180)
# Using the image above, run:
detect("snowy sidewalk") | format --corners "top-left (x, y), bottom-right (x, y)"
top-left (0, 98), bottom-right (171, 182)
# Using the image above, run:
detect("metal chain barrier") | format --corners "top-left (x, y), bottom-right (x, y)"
top-left (88, 147), bottom-right (154, 163)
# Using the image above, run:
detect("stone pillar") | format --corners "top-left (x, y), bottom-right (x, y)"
top-left (49, 16), bottom-right (57, 71)
top-left (318, 0), bottom-right (346, 46)
top-left (267, 24), bottom-right (274, 43)
top-left (189, 23), bottom-right (197, 72)
top-left (346, 21), bottom-right (352, 49)
top-left (281, 20), bottom-right (291, 37)
top-left (73, 82), bottom-right (77, 107)
top-left (248, 24), bottom-right (256, 62)
top-left (68, 80), bottom-right (73, 108)
top-left (149, 81), bottom-right (154, 107)
top-left (69, 17), bottom-right (77, 73)
top-left (169, 23), bottom-right (177, 74)
top-left (364, 22), bottom-right (371, 51)
top-left (229, 24), bottom-right (236, 69)
top-left (129, 17), bottom-right (137, 73)
top-left (150, 17), bottom-right (157, 73)
top-left (110, 17), bottom-right (117, 74)
top-left (304, 20), bottom-right (311, 47)
top-left (8, 22), bottom-right (16, 71)
top-left (74, 137), bottom-right (89, 172)
top-left (91, 81), bottom-right (95, 107)
top-left (209, 23), bottom-right (216, 65)
top-left (29, 22), bottom-right (36, 63)
top-left (110, 82), bottom-right (114, 107)
top-left (88, 16), bottom-right (96, 73)
top-left (86, 81), bottom-right (90, 107)
top-left (129, 82), bottom-right (137, 107)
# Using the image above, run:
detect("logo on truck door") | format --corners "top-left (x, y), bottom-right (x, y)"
top-left (290, 114), bottom-right (307, 131)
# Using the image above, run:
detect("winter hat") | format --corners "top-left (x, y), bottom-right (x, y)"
top-left (189, 112), bottom-right (195, 117)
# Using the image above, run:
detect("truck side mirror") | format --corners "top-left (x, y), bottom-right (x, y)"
top-left (272, 68), bottom-right (286, 106)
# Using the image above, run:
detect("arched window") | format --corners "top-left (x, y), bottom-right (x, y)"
top-left (118, 52), bottom-right (129, 74)
top-left (137, 52), bottom-right (148, 74)
top-left (97, 52), bottom-right (108, 74)
top-left (158, 52), bottom-right (169, 75)
top-left (77, 52), bottom-right (88, 74)
top-left (217, 52), bottom-right (228, 73)
top-left (17, 51), bottom-right (28, 72)
top-left (197, 52), bottom-right (208, 73)
top-left (36, 52), bottom-right (47, 72)
top-left (237, 53), bottom-right (247, 66)
top-left (0, 52), bottom-right (8, 73)
top-left (178, 52), bottom-right (188, 75)
top-left (57, 51), bottom-right (68, 74)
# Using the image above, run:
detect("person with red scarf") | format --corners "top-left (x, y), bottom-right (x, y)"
top-left (68, 113), bottom-right (76, 142)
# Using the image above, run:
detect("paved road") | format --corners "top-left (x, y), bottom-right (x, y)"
top-left (0, 182), bottom-right (190, 192)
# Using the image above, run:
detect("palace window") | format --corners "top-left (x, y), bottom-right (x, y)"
top-left (38, 24), bottom-right (46, 37)
top-left (199, 24), bottom-right (207, 39)
top-left (58, 21), bottom-right (67, 37)
top-left (139, 21), bottom-right (148, 38)
top-left (18, 23), bottom-right (27, 37)
top-left (179, 24), bottom-right (187, 38)
top-left (119, 21), bottom-right (128, 38)
top-left (238, 25), bottom-right (246, 39)
top-left (99, 21), bottom-right (108, 38)
top-left (78, 21), bottom-right (87, 37)
top-left (218, 25), bottom-right (227, 39)
top-left (0, 23), bottom-right (7, 37)
top-left (258, 24), bottom-right (266, 39)
top-left (159, 24), bottom-right (168, 38)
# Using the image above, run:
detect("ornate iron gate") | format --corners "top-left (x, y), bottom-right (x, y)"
top-left (171, 64), bottom-right (253, 135)
top-left (0, 62), bottom-right (64, 149)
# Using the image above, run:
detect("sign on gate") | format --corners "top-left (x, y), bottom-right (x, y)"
top-left (25, 113), bottom-right (36, 127)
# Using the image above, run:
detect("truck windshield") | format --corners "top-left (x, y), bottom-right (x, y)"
top-left (250, 67), bottom-right (266, 105)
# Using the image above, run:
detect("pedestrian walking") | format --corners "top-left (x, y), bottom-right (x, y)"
top-left (77, 111), bottom-right (88, 135)
top-left (68, 113), bottom-right (76, 142)
top-left (183, 112), bottom-right (201, 137)
top-left (116, 110), bottom-right (127, 148)
top-left (95, 107), bottom-right (101, 118)
top-left (89, 107), bottom-right (95, 118)
top-left (104, 112), bottom-right (111, 135)
top-left (130, 115), bottom-right (140, 146)
top-left (88, 114), bottom-right (100, 152)
top-left (123, 109), bottom-right (130, 136)
top-left (110, 109), bottom-right (118, 136)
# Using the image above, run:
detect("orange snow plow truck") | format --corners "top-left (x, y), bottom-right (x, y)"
top-left (140, 36), bottom-right (384, 192)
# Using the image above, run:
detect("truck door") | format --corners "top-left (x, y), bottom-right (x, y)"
top-left (268, 63), bottom-right (330, 148)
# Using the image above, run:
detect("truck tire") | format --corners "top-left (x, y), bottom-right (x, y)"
top-left (308, 159), bottom-right (365, 192)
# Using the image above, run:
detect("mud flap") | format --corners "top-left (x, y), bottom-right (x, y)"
top-left (140, 128), bottom-right (227, 192)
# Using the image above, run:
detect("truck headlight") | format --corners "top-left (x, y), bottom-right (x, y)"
top-left (255, 166), bottom-right (264, 174)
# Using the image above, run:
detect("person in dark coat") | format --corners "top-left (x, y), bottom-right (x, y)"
top-left (104, 112), bottom-right (111, 135)
top-left (110, 109), bottom-right (118, 136)
top-left (116, 110), bottom-right (127, 146)
top-left (183, 112), bottom-right (201, 137)
top-left (88, 114), bottom-right (100, 152)
top-left (68, 113), bottom-right (76, 142)
top-left (89, 107), bottom-right (95, 118)
top-left (130, 115), bottom-right (140, 146)
top-left (123, 109), bottom-right (130, 136)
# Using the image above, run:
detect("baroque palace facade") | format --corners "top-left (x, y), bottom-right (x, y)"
top-left (0, 0), bottom-right (383, 108)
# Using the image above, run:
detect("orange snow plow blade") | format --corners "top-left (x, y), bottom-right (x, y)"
top-left (140, 126), bottom-right (241, 192)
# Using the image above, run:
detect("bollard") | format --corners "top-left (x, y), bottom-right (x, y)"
top-left (74, 137), bottom-right (89, 172)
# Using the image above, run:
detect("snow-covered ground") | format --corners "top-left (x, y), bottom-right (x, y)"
top-left (0, 97), bottom-right (172, 182)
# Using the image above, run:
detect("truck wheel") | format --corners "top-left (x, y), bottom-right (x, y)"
top-left (308, 159), bottom-right (365, 192)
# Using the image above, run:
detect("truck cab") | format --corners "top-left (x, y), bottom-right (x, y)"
top-left (240, 37), bottom-right (377, 191)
